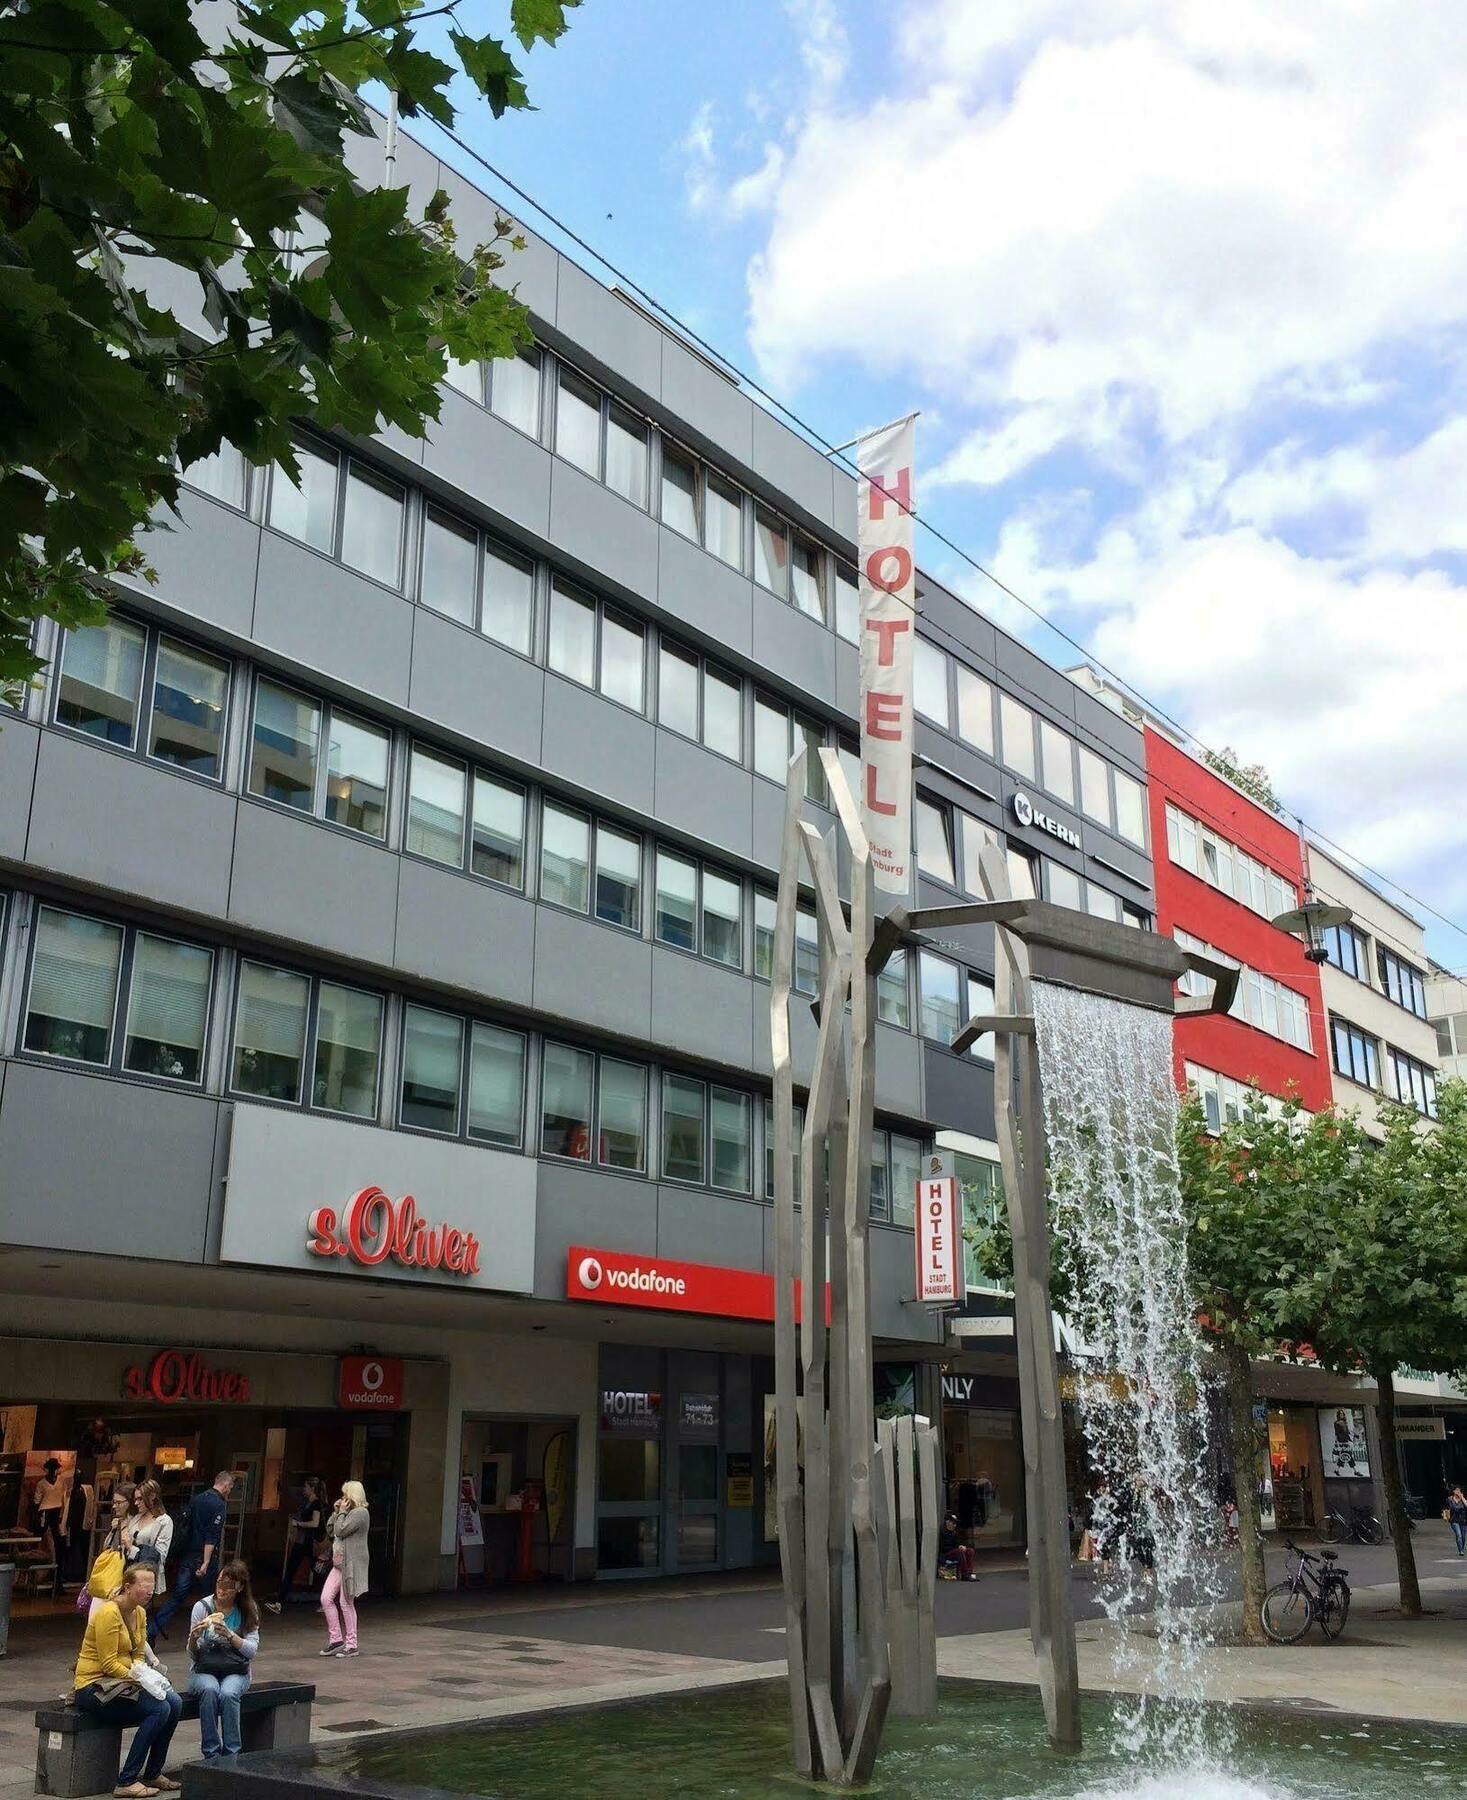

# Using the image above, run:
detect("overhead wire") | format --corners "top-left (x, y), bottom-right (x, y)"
top-left (418, 119), bottom-right (1467, 961)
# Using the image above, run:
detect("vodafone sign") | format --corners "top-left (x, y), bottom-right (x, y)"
top-left (338, 1355), bottom-right (404, 1411)
top-left (916, 1156), bottom-right (962, 1305)
top-left (567, 1246), bottom-right (827, 1324)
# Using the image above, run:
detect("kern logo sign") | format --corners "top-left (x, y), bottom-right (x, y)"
top-left (858, 414), bottom-right (917, 895)
top-left (338, 1355), bottom-right (404, 1411)
top-left (915, 1154), bottom-right (962, 1305)
top-left (567, 1246), bottom-right (828, 1324)
top-left (1010, 790), bottom-right (1081, 851)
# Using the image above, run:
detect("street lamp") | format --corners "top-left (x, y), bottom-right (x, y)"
top-left (1270, 896), bottom-right (1352, 964)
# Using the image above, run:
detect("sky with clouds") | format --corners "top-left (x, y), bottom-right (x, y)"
top-left (424, 0), bottom-right (1467, 967)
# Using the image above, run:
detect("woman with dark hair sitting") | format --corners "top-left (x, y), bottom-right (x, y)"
top-left (185, 1561), bottom-right (260, 1760)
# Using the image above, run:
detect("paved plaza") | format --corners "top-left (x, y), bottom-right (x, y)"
top-left (1, 1529), bottom-right (1464, 1792)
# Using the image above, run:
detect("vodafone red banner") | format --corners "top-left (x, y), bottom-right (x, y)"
top-left (858, 414), bottom-right (917, 895)
top-left (567, 1246), bottom-right (826, 1324)
top-left (338, 1355), bottom-right (404, 1411)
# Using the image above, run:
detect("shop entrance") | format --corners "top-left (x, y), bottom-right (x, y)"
top-left (455, 1415), bottom-right (577, 1585)
top-left (942, 1393), bottom-right (1025, 1549)
top-left (1263, 1405), bottom-right (1325, 1531)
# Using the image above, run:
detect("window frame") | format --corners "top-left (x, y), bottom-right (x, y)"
top-left (418, 508), bottom-right (539, 663)
top-left (247, 673), bottom-right (390, 843)
top-left (228, 957), bottom-right (384, 1118)
top-left (1377, 946), bottom-right (1428, 1020)
top-left (660, 1070), bottom-right (708, 1185)
top-left (266, 436), bottom-right (407, 591)
top-left (547, 579), bottom-right (648, 716)
top-left (397, 1001), bottom-right (529, 1146)
top-left (487, 344), bottom-right (544, 440)
top-left (310, 979), bottom-right (387, 1123)
top-left (593, 1053), bottom-right (649, 1174)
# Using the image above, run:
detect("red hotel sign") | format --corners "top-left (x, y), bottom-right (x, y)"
top-left (124, 1349), bottom-right (252, 1405)
top-left (308, 1186), bottom-right (481, 1278)
top-left (338, 1356), bottom-right (404, 1411)
top-left (566, 1246), bottom-right (828, 1324)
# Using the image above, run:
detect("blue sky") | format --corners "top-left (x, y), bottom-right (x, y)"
top-left (408, 2), bottom-right (1467, 969)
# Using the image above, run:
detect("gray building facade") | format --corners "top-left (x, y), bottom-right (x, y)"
top-left (0, 118), bottom-right (1152, 1592)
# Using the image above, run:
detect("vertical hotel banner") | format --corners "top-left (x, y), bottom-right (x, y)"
top-left (858, 416), bottom-right (917, 893)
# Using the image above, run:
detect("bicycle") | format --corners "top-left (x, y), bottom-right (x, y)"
top-left (1322, 1505), bottom-right (1383, 1545)
top-left (1260, 1540), bottom-right (1351, 1643)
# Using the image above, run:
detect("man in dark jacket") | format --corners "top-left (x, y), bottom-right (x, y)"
top-left (150, 1469), bottom-right (233, 1641)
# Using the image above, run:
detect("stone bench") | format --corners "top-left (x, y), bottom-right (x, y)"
top-left (35, 1682), bottom-right (315, 1797)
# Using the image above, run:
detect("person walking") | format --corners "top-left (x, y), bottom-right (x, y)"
top-left (265, 1477), bottom-right (325, 1615)
top-left (186, 1560), bottom-right (260, 1760)
top-left (73, 1564), bottom-right (183, 1798)
top-left (1447, 1484), bottom-right (1467, 1556)
top-left (151, 1471), bottom-right (232, 1643)
top-left (320, 1481), bottom-right (369, 1658)
top-left (128, 1482), bottom-right (174, 1628)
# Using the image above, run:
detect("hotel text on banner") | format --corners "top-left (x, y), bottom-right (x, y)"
top-left (915, 1163), bottom-right (961, 1305)
top-left (858, 415), bottom-right (916, 894)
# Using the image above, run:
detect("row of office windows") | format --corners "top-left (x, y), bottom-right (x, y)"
top-left (1173, 929), bottom-right (1314, 1052)
top-left (1320, 923), bottom-right (1430, 1022)
top-left (1434, 1011), bottom-right (1467, 1061)
top-left (10, 898), bottom-right (933, 1214)
top-left (914, 644), bottom-right (1147, 848)
top-left (1163, 803), bottom-right (1297, 923)
top-left (1328, 1016), bottom-right (1439, 1117)
top-left (1182, 1062), bottom-right (1292, 1135)
top-left (913, 793), bottom-right (1149, 926)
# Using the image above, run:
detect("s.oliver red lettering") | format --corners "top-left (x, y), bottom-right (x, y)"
top-left (308, 1187), bottom-right (481, 1279)
top-left (122, 1349), bottom-right (251, 1405)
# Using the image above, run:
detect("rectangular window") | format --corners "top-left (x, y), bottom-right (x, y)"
top-left (324, 711), bottom-right (389, 839)
top-left (835, 566), bottom-right (859, 643)
top-left (869, 1132), bottom-right (890, 1222)
top-left (919, 951), bottom-right (961, 1045)
top-left (594, 824), bottom-right (641, 930)
top-left (658, 642), bottom-right (700, 740)
top-left (710, 1088), bottom-right (752, 1193)
top-left (958, 811), bottom-right (995, 897)
top-left (797, 717), bottom-right (829, 805)
top-left (269, 437), bottom-right (338, 552)
top-left (489, 347), bottom-right (541, 437)
top-left (541, 803), bottom-right (591, 912)
top-left (794, 905), bottom-right (819, 996)
top-left (57, 618), bottom-right (146, 747)
top-left (148, 637), bottom-right (228, 777)
top-left (470, 773), bottom-right (525, 888)
top-left (1378, 947), bottom-right (1428, 1019)
top-left (248, 679), bottom-right (320, 812)
top-left (655, 850), bottom-right (698, 951)
top-left (702, 666), bottom-right (742, 762)
top-left (468, 1022), bottom-right (525, 1147)
top-left (754, 694), bottom-right (789, 782)
top-left (1387, 1046), bottom-right (1437, 1117)
top-left (1047, 862), bottom-right (1083, 910)
top-left (662, 1074), bottom-right (706, 1182)
top-left (541, 1041), bottom-right (594, 1159)
top-left (1078, 746), bottom-right (1110, 825)
top-left (311, 982), bottom-right (382, 1119)
top-left (422, 508), bottom-right (478, 626)
top-left (890, 1134), bottom-right (922, 1227)
top-left (1007, 846), bottom-right (1038, 900)
top-left (704, 475), bottom-right (743, 568)
top-left (661, 445), bottom-right (699, 539)
top-left (406, 746), bottom-right (466, 865)
top-left (400, 1005), bottom-right (463, 1134)
top-left (956, 665), bottom-right (992, 754)
top-left (600, 609), bottom-right (645, 712)
top-left (754, 510), bottom-right (788, 595)
top-left (231, 961), bottom-right (309, 1102)
top-left (123, 934), bottom-right (212, 1083)
top-left (556, 370), bottom-right (602, 476)
top-left (1039, 720), bottom-right (1075, 806)
top-left (25, 908), bottom-right (124, 1065)
top-left (605, 406), bottom-right (649, 507)
top-left (183, 444), bottom-right (248, 510)
top-left (1114, 771), bottom-right (1146, 847)
top-left (443, 354), bottom-right (482, 402)
top-left (482, 542), bottom-right (535, 656)
top-left (754, 891), bottom-right (777, 981)
top-left (966, 973), bottom-right (996, 1063)
top-left (790, 539), bottom-right (823, 620)
top-left (1000, 694), bottom-right (1035, 779)
top-left (915, 796), bottom-right (955, 885)
top-left (701, 870), bottom-right (743, 969)
top-left (1086, 886), bottom-right (1123, 923)
top-left (597, 1057), bottom-right (647, 1170)
top-left (341, 465), bottom-right (404, 586)
top-left (548, 583), bottom-right (597, 688)
top-left (877, 947), bottom-right (910, 1029)
top-left (914, 639), bottom-right (950, 728)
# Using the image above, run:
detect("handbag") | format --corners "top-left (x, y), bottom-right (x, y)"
top-left (1444, 1508), bottom-right (1454, 1523)
top-left (130, 1542), bottom-right (163, 1570)
top-left (193, 1644), bottom-right (250, 1679)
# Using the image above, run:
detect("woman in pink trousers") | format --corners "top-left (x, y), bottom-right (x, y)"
top-left (319, 1481), bottom-right (370, 1657)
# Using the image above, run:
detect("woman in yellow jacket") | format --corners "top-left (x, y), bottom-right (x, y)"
top-left (74, 1564), bottom-right (183, 1798)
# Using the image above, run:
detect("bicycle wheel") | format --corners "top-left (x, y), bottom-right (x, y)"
top-left (1319, 1580), bottom-right (1350, 1640)
top-left (1322, 1512), bottom-right (1345, 1544)
top-left (1358, 1514), bottom-right (1383, 1546)
top-left (1261, 1582), bottom-right (1314, 1644)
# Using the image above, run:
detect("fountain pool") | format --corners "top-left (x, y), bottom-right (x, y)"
top-left (228, 1682), bottom-right (1467, 1800)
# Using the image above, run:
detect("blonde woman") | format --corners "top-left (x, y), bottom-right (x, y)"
top-left (320, 1480), bottom-right (369, 1657)
top-left (73, 1564), bottom-right (182, 1798)
top-left (129, 1482), bottom-right (174, 1606)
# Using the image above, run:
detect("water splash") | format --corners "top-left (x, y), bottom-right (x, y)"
top-left (1031, 982), bottom-right (1227, 1769)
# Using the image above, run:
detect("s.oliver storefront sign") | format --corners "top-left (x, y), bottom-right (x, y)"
top-left (567, 1246), bottom-right (828, 1323)
top-left (123, 1349), bottom-right (252, 1405)
top-left (221, 1106), bottom-right (534, 1294)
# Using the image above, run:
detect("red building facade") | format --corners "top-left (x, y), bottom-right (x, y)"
top-left (1145, 727), bottom-right (1331, 1114)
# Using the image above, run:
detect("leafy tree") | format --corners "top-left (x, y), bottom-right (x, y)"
top-left (1288, 1083), bottom-right (1467, 1616)
top-left (0, 0), bottom-right (579, 695)
top-left (1202, 746), bottom-right (1282, 815)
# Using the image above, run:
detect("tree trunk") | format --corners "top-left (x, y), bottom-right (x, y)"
top-left (1374, 1364), bottom-right (1422, 1617)
top-left (1225, 1339), bottom-right (1268, 1644)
